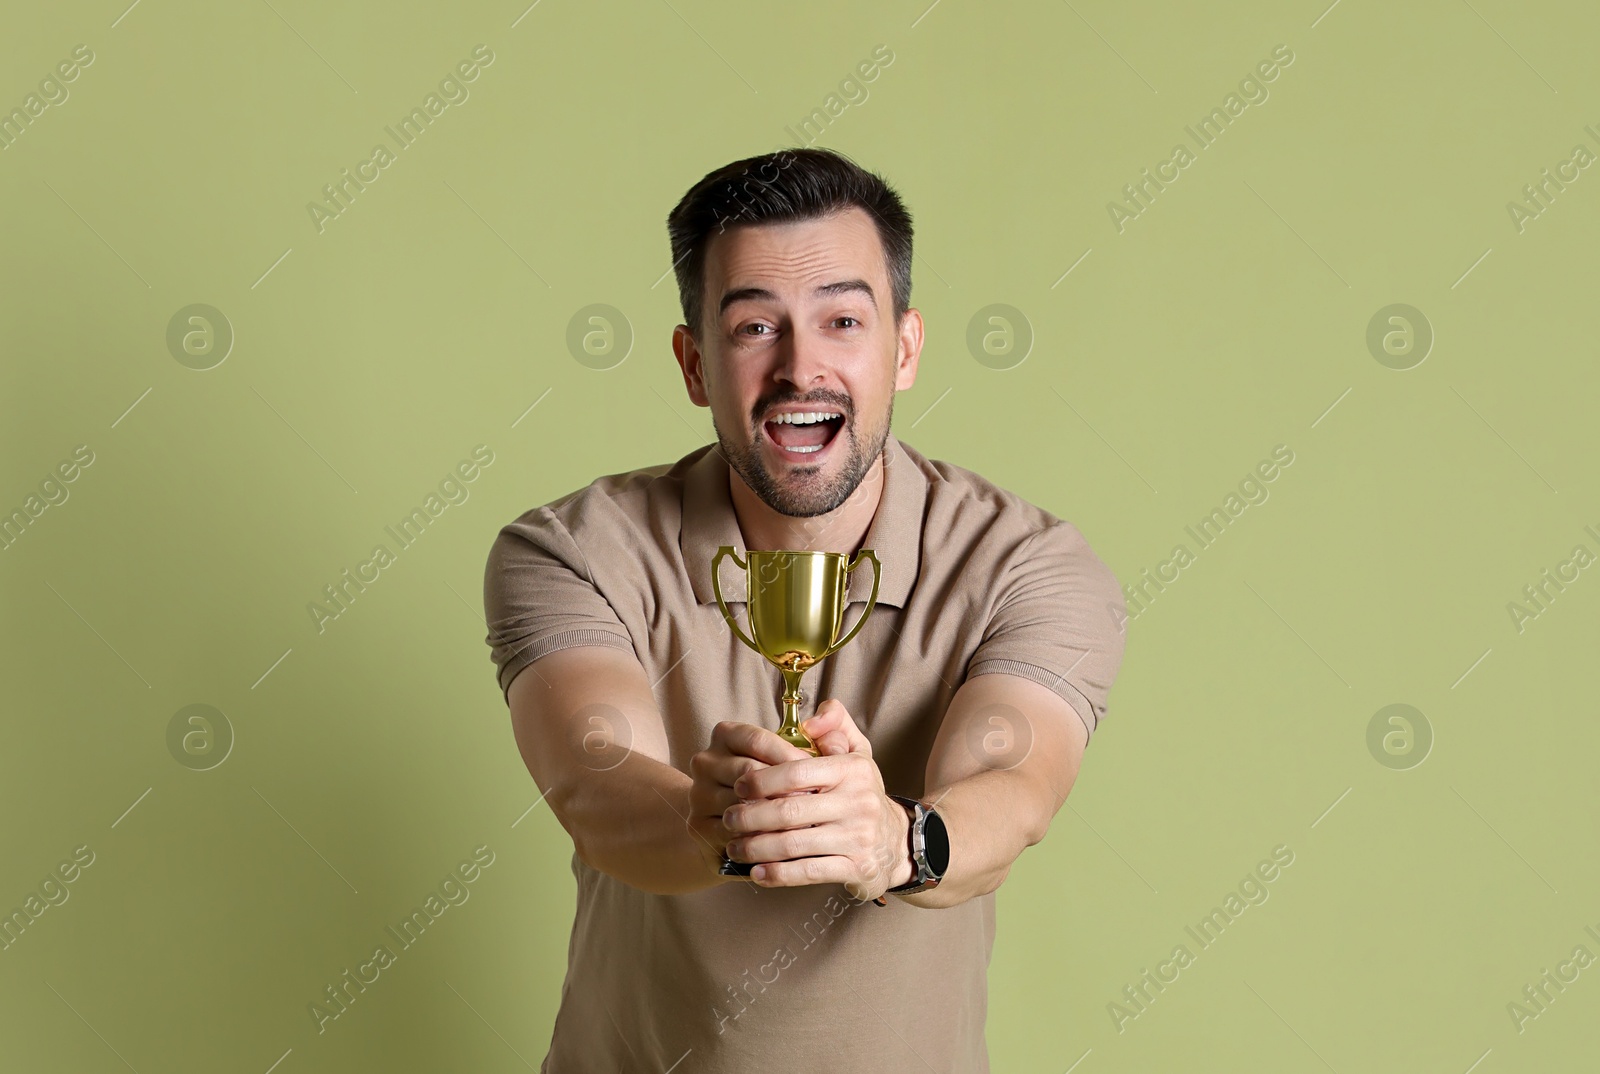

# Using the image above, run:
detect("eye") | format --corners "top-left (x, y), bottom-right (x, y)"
top-left (834, 316), bottom-right (861, 329)
top-left (740, 323), bottom-right (773, 336)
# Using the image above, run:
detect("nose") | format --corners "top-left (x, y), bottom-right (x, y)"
top-left (771, 325), bottom-right (829, 391)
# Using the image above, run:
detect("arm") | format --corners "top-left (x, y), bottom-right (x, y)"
top-left (894, 518), bottom-right (1124, 908)
top-left (720, 675), bottom-right (1088, 907)
top-left (893, 671), bottom-right (1087, 909)
top-left (506, 645), bottom-right (735, 895)
top-left (488, 515), bottom-right (809, 896)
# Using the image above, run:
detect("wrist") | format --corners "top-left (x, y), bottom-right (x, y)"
top-left (880, 793), bottom-right (950, 899)
top-left (883, 795), bottom-right (915, 889)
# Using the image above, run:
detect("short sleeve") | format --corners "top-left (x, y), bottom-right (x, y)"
top-left (964, 520), bottom-right (1127, 741)
top-left (482, 505), bottom-right (637, 703)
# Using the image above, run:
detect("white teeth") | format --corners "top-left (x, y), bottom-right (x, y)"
top-left (771, 411), bottom-right (840, 425)
top-left (786, 444), bottom-right (823, 453)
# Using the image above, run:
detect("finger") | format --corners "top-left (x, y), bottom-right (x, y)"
top-left (723, 782), bottom-right (847, 834)
top-left (801, 700), bottom-right (871, 757)
top-left (692, 749), bottom-right (771, 793)
top-left (735, 755), bottom-right (846, 801)
top-left (812, 729), bottom-right (853, 756)
top-left (712, 721), bottom-right (814, 765)
top-left (747, 855), bottom-right (856, 889)
top-left (798, 701), bottom-right (844, 742)
top-left (727, 823), bottom-right (847, 865)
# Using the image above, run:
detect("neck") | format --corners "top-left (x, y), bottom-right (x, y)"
top-left (729, 451), bottom-right (885, 554)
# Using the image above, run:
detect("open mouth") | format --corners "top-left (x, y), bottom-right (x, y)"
top-left (762, 411), bottom-right (845, 460)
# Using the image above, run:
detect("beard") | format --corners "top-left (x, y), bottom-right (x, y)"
top-left (714, 392), bottom-right (893, 519)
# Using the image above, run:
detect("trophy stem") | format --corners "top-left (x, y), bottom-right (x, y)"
top-left (777, 665), bottom-right (820, 756)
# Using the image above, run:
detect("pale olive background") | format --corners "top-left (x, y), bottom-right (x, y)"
top-left (3, 1), bottom-right (1597, 1071)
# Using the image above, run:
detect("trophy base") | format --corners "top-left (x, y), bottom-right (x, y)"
top-left (719, 855), bottom-right (757, 877)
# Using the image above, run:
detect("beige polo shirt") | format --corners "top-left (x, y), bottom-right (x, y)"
top-left (482, 432), bottom-right (1126, 1073)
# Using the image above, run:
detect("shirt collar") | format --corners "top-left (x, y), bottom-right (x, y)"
top-left (680, 432), bottom-right (923, 608)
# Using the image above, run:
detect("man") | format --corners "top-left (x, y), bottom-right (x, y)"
top-left (482, 147), bottom-right (1127, 1072)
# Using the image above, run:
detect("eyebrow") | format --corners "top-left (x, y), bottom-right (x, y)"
top-left (717, 279), bottom-right (878, 319)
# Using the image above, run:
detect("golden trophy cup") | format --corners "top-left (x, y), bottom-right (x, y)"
top-left (711, 545), bottom-right (881, 877)
top-left (712, 545), bottom-right (882, 753)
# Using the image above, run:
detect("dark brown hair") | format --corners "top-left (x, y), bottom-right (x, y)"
top-left (665, 147), bottom-right (914, 338)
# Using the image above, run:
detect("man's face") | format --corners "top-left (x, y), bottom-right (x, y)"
top-left (673, 206), bottom-right (921, 518)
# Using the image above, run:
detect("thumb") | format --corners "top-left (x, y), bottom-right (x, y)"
top-left (803, 699), bottom-right (871, 757)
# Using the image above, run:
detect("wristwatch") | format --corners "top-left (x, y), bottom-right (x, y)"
top-left (882, 794), bottom-right (949, 897)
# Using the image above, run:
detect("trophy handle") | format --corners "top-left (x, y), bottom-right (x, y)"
top-left (711, 545), bottom-right (762, 656)
top-left (817, 549), bottom-right (881, 661)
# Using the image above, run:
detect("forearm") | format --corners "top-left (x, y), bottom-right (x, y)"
top-left (894, 767), bottom-right (1053, 909)
top-left (550, 753), bottom-right (730, 896)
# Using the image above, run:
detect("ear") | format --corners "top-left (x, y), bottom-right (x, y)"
top-left (893, 308), bottom-right (923, 392)
top-left (673, 325), bottom-right (710, 407)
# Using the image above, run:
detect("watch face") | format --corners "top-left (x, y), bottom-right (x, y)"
top-left (923, 808), bottom-right (950, 877)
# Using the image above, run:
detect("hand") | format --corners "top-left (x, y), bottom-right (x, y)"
top-left (721, 699), bottom-right (914, 901)
top-left (687, 720), bottom-right (812, 880)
